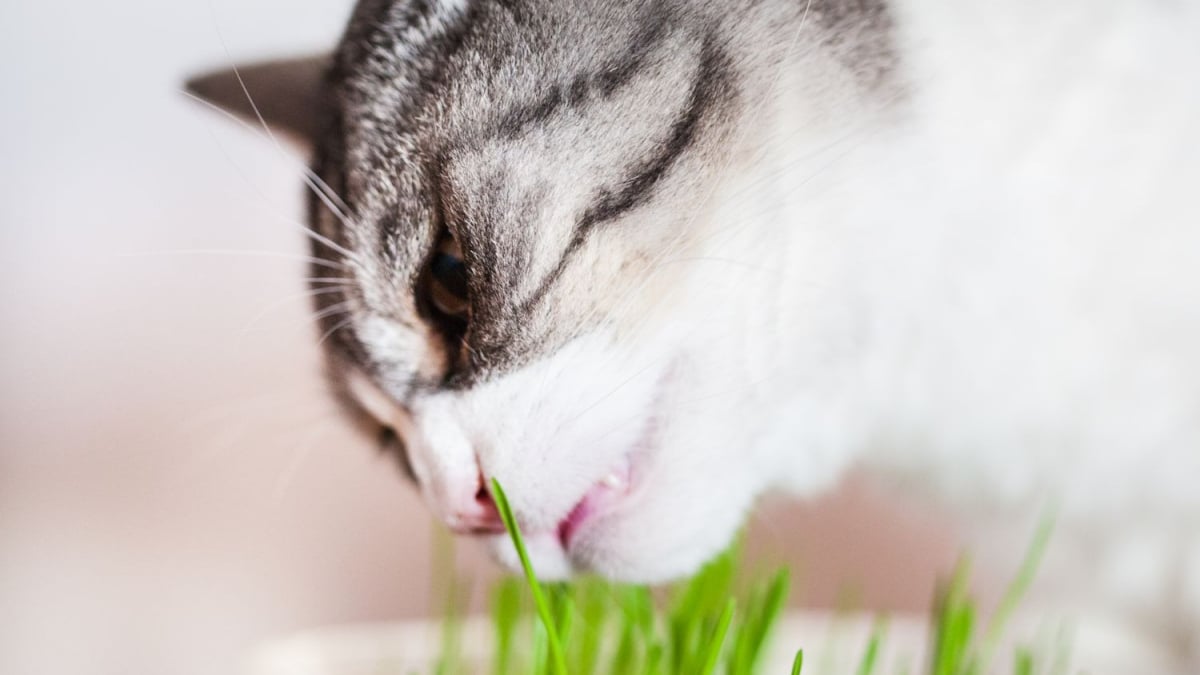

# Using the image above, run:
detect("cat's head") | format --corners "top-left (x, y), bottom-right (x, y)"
top-left (189, 0), bottom-right (834, 583)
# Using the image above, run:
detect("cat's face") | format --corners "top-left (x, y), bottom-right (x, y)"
top-left (309, 0), bottom-right (788, 582)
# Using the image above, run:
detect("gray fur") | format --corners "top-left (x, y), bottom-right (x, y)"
top-left (309, 0), bottom-right (896, 394)
top-left (185, 3), bottom-right (1200, 663)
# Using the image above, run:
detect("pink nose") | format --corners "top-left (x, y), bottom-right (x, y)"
top-left (444, 478), bottom-right (506, 536)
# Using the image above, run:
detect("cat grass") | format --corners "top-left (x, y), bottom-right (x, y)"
top-left (425, 479), bottom-right (1059, 675)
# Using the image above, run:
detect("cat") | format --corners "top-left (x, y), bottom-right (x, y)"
top-left (188, 0), bottom-right (1200, 669)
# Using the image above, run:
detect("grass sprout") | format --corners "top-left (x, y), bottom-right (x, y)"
top-left (424, 481), bottom-right (1063, 674)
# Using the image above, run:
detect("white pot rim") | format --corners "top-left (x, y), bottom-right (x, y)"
top-left (246, 609), bottom-right (1173, 675)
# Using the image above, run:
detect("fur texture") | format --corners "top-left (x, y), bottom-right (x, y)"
top-left (195, 0), bottom-right (1200, 668)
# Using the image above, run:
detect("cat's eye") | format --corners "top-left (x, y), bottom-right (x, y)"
top-left (428, 231), bottom-right (470, 320)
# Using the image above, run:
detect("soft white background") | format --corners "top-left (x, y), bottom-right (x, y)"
top-left (0, 2), bottom-right (956, 674)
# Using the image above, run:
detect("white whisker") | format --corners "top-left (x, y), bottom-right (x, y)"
top-left (120, 248), bottom-right (349, 270)
top-left (241, 286), bottom-right (350, 333)
top-left (316, 316), bottom-right (356, 347)
top-left (312, 300), bottom-right (355, 322)
top-left (197, 6), bottom-right (355, 227)
top-left (270, 418), bottom-right (338, 505)
top-left (305, 276), bottom-right (355, 286)
top-left (181, 89), bottom-right (364, 266)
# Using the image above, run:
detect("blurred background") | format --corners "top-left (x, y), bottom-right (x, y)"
top-left (0, 1), bottom-right (959, 674)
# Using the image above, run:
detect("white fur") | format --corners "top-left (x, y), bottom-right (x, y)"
top-left (344, 0), bottom-right (1200, 668)
top-left (739, 1), bottom-right (1200, 666)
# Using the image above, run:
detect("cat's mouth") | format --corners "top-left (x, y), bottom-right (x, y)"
top-left (554, 408), bottom-right (664, 555)
top-left (553, 367), bottom-right (672, 555)
top-left (556, 454), bottom-right (635, 550)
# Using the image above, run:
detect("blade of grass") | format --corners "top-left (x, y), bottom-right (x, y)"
top-left (731, 567), bottom-right (791, 675)
top-left (491, 479), bottom-right (569, 675)
top-left (931, 557), bottom-right (975, 675)
top-left (571, 578), bottom-right (610, 675)
top-left (532, 618), bottom-right (549, 675)
top-left (432, 528), bottom-right (462, 675)
top-left (791, 649), bottom-right (805, 675)
top-left (855, 619), bottom-right (885, 675)
top-left (1013, 647), bottom-right (1033, 675)
top-left (491, 577), bottom-right (522, 675)
top-left (648, 638), bottom-right (667, 667)
top-left (612, 586), bottom-right (655, 675)
top-left (698, 598), bottom-right (736, 675)
top-left (977, 516), bottom-right (1055, 669)
top-left (670, 547), bottom-right (736, 673)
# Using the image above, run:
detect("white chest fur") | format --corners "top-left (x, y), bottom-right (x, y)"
top-left (696, 2), bottom-right (1200, 665)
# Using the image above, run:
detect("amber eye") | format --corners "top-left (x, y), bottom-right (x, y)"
top-left (428, 231), bottom-right (470, 319)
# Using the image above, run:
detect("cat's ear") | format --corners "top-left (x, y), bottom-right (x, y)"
top-left (185, 54), bottom-right (330, 144)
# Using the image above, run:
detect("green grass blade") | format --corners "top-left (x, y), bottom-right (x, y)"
top-left (698, 599), bottom-right (736, 675)
top-left (931, 557), bottom-right (975, 675)
top-left (978, 516), bottom-right (1055, 669)
top-left (491, 479), bottom-right (569, 675)
top-left (1013, 647), bottom-right (1034, 675)
top-left (732, 567), bottom-right (790, 675)
top-left (669, 546), bottom-right (737, 673)
top-left (491, 578), bottom-right (522, 675)
top-left (610, 597), bottom-right (639, 675)
top-left (431, 528), bottom-right (463, 675)
top-left (612, 586), bottom-right (655, 675)
top-left (642, 643), bottom-right (664, 675)
top-left (791, 649), bottom-right (805, 675)
top-left (855, 619), bottom-right (885, 675)
top-left (532, 618), bottom-right (549, 675)
top-left (571, 578), bottom-right (610, 675)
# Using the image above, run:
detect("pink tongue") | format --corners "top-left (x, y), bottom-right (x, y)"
top-left (557, 462), bottom-right (632, 548)
top-left (557, 498), bottom-right (591, 548)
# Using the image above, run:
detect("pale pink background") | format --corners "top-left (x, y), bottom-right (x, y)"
top-left (0, 2), bottom-right (957, 674)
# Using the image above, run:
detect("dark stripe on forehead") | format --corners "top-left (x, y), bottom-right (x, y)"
top-left (516, 34), bottom-right (735, 316)
top-left (579, 39), bottom-right (730, 228)
top-left (493, 4), bottom-right (672, 140)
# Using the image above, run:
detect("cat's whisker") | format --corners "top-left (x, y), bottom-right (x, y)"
top-left (305, 276), bottom-right (355, 286)
top-left (120, 248), bottom-right (350, 270)
top-left (717, 124), bottom-right (875, 216)
top-left (716, 131), bottom-right (876, 233)
top-left (562, 359), bottom-right (661, 427)
top-left (178, 383), bottom-right (335, 428)
top-left (576, 251), bottom-right (779, 403)
top-left (306, 281), bottom-right (356, 291)
top-left (297, 225), bottom-right (363, 267)
top-left (541, 218), bottom-right (697, 384)
top-left (240, 285), bottom-right (352, 333)
top-left (181, 89), bottom-right (352, 220)
top-left (312, 300), bottom-right (355, 323)
top-left (658, 255), bottom-right (783, 276)
top-left (173, 389), bottom-right (340, 477)
top-left (270, 416), bottom-right (340, 505)
top-left (183, 89), bottom-right (366, 268)
top-left (195, 8), bottom-right (356, 227)
top-left (316, 316), bottom-right (357, 347)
